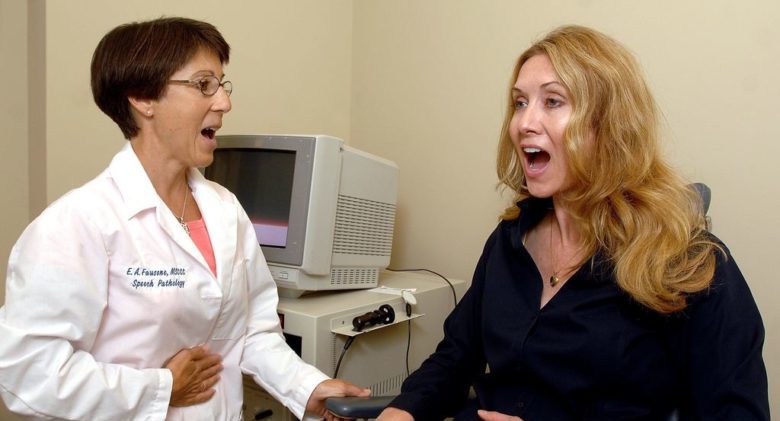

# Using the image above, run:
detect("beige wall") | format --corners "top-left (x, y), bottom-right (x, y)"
top-left (1, 0), bottom-right (777, 416)
top-left (0, 0), bottom-right (30, 305)
top-left (1, 1), bottom-right (29, 418)
top-left (44, 0), bottom-right (354, 201)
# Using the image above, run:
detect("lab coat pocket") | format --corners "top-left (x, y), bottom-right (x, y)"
top-left (210, 257), bottom-right (249, 340)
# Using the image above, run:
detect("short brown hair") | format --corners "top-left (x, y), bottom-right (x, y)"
top-left (91, 17), bottom-right (230, 139)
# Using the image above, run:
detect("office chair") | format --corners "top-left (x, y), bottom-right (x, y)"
top-left (325, 184), bottom-right (710, 420)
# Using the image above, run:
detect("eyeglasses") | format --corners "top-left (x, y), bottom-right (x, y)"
top-left (168, 75), bottom-right (233, 97)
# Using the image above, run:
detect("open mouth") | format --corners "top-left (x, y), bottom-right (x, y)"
top-left (201, 128), bottom-right (217, 140)
top-left (523, 147), bottom-right (550, 171)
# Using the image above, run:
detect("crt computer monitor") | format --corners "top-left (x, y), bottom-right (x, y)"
top-left (204, 134), bottom-right (399, 297)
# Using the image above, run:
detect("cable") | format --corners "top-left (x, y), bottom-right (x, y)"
top-left (333, 336), bottom-right (355, 378)
top-left (387, 268), bottom-right (455, 378)
top-left (335, 269), bottom-right (455, 380)
top-left (386, 268), bottom-right (458, 306)
top-left (405, 319), bottom-right (412, 376)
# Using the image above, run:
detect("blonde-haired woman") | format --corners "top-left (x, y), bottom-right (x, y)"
top-left (378, 25), bottom-right (768, 421)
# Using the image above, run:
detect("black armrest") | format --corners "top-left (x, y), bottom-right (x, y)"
top-left (325, 395), bottom-right (396, 419)
top-left (325, 396), bottom-right (680, 421)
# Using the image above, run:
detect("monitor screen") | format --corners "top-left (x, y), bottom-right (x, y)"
top-left (204, 135), bottom-right (316, 268)
top-left (206, 148), bottom-right (296, 248)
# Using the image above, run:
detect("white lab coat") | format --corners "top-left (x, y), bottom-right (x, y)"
top-left (0, 143), bottom-right (329, 420)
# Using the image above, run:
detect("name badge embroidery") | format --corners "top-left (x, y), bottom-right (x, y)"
top-left (126, 266), bottom-right (188, 290)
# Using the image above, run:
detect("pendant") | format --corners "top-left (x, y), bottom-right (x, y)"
top-left (549, 275), bottom-right (560, 287)
top-left (178, 217), bottom-right (190, 235)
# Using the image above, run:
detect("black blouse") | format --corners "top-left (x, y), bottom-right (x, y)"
top-left (389, 198), bottom-right (768, 420)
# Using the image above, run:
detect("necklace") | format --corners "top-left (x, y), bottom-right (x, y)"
top-left (177, 183), bottom-right (190, 235)
top-left (547, 216), bottom-right (585, 287)
top-left (549, 218), bottom-right (561, 287)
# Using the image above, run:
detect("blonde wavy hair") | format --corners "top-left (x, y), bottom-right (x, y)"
top-left (497, 25), bottom-right (720, 313)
